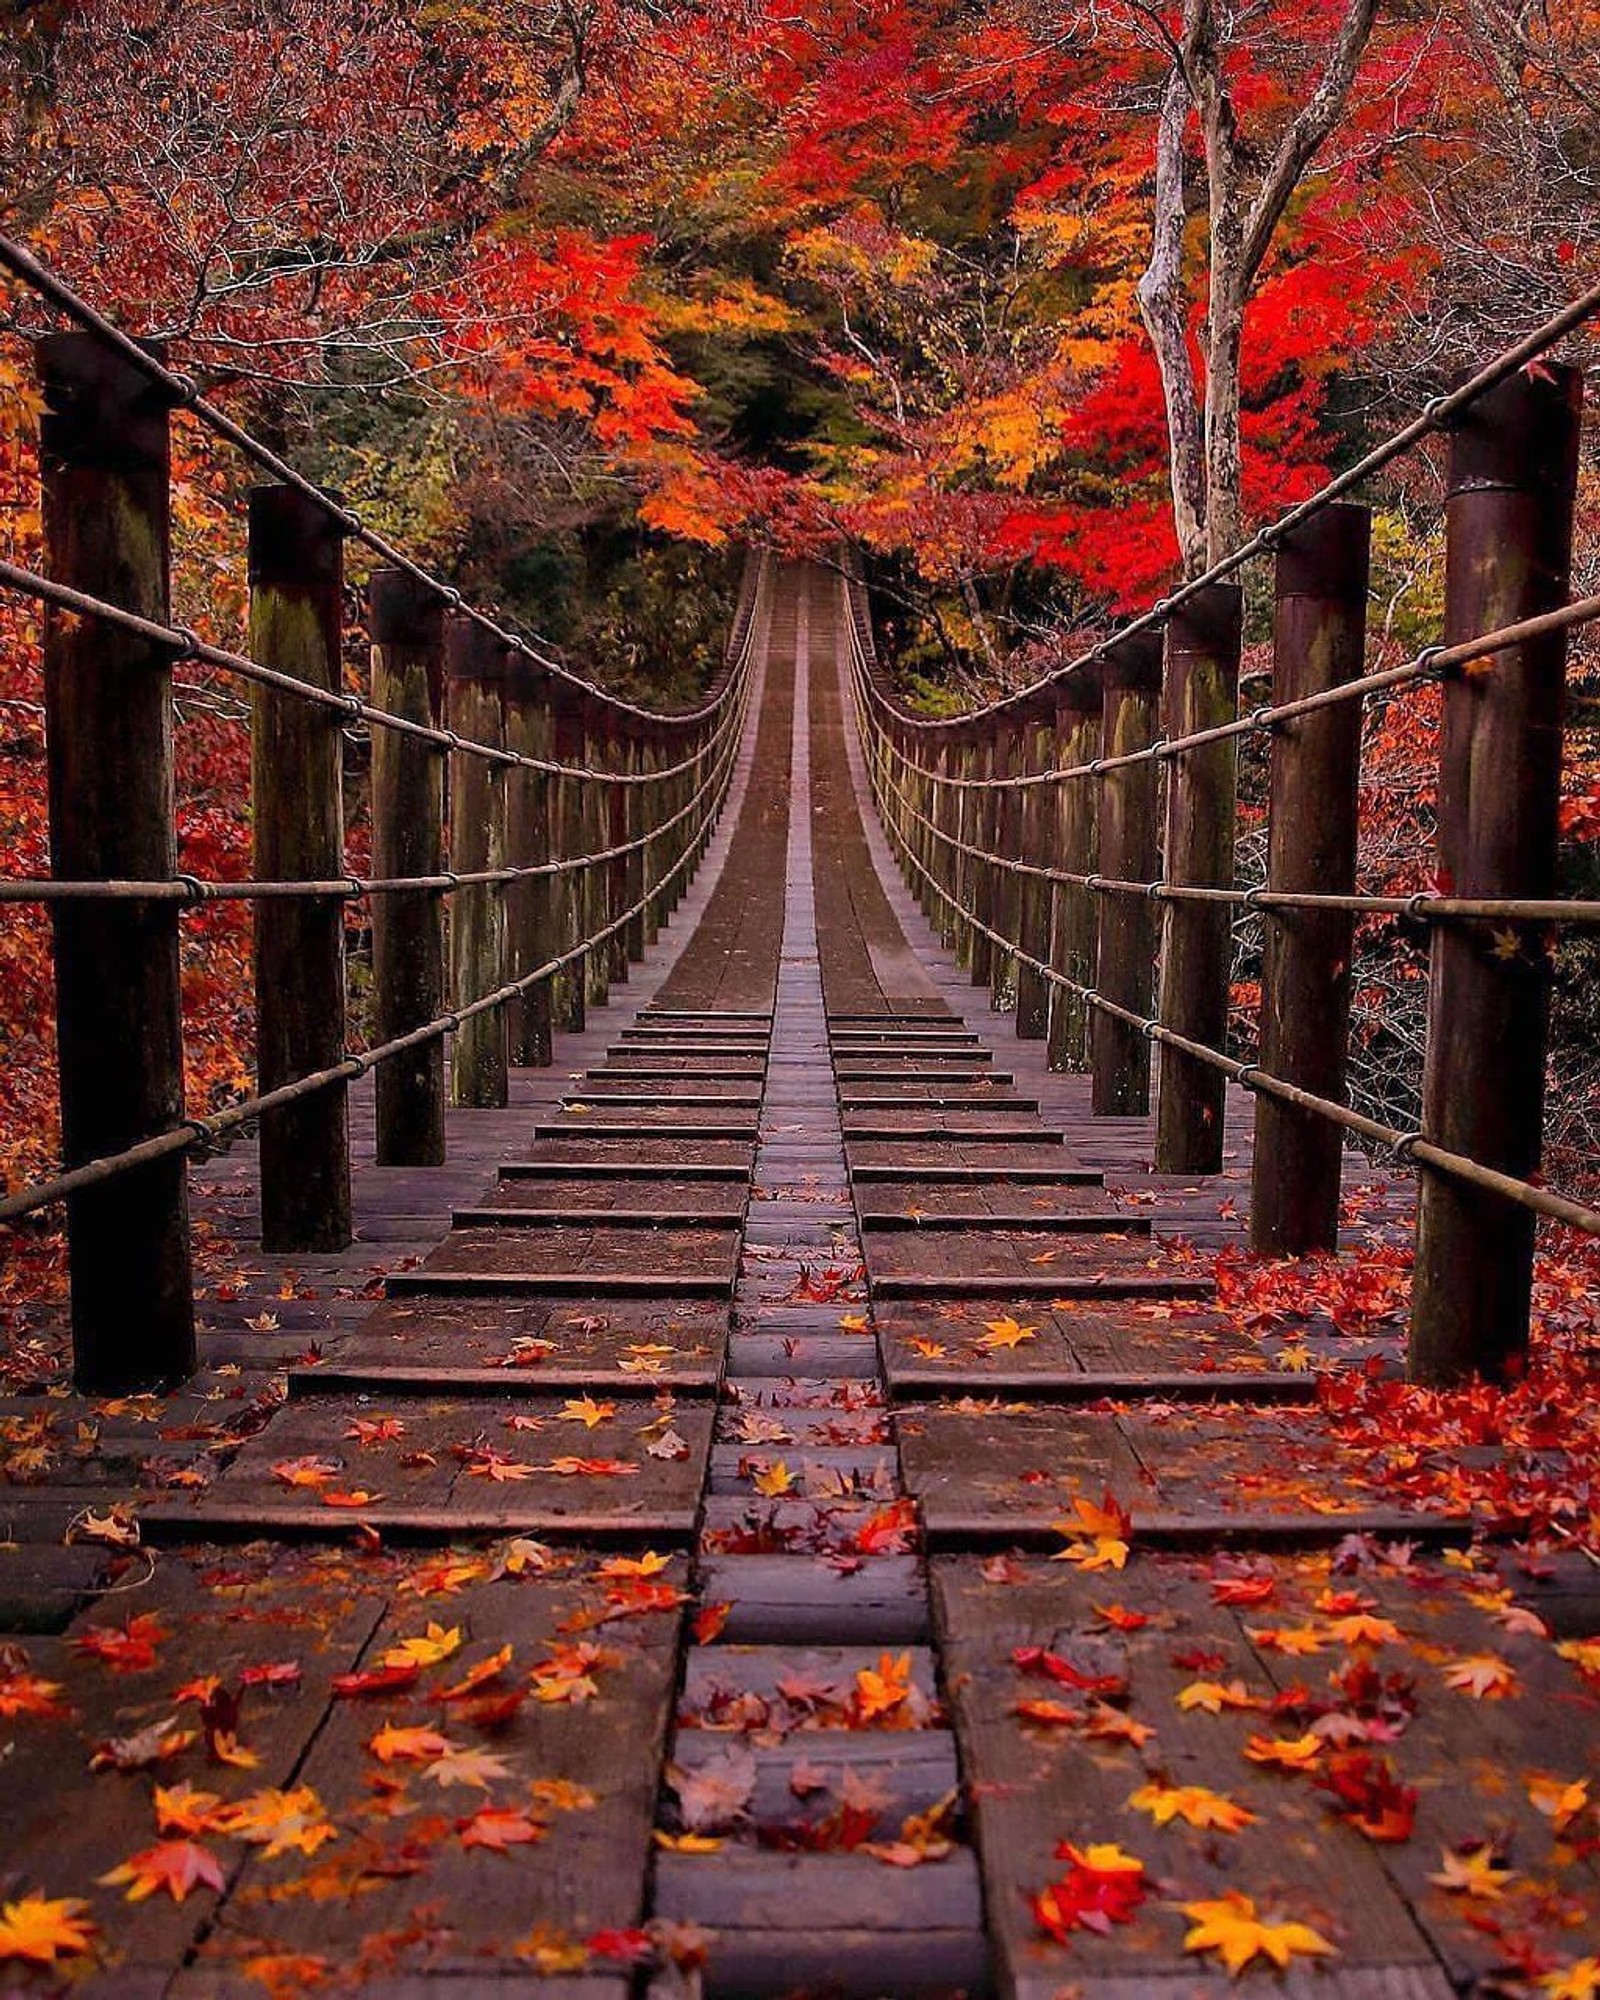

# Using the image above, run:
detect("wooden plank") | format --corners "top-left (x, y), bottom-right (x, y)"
top-left (195, 1564), bottom-right (685, 1972)
top-left (300, 1295), bottom-right (727, 1386)
top-left (873, 1273), bottom-right (1213, 1301)
top-left (850, 1160), bottom-right (1102, 1185)
top-left (654, 1848), bottom-right (983, 1932)
top-left (533, 1119), bottom-right (762, 1140)
top-left (931, 1554), bottom-right (1439, 2000)
top-left (499, 1159), bottom-right (751, 1181)
top-left (699, 1556), bottom-right (930, 1644)
top-left (860, 1209), bottom-right (1148, 1234)
top-left (454, 1206), bottom-right (748, 1230)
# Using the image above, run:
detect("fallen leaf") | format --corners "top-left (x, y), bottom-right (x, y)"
top-left (0, 1892), bottom-right (97, 1965)
top-left (1428, 1844), bottom-right (1512, 1899)
top-left (1129, 1781), bottom-right (1257, 1833)
top-left (560, 1396), bottom-right (616, 1430)
top-left (380, 1623), bottom-right (463, 1671)
top-left (1244, 1732), bottom-right (1324, 1773)
top-left (100, 1839), bottom-right (226, 1904)
top-left (1181, 1891), bottom-right (1336, 1975)
top-left (457, 1807), bottom-right (547, 1851)
top-left (1441, 1653), bottom-right (1521, 1700)
top-left (751, 1459), bottom-right (796, 1497)
top-left (217, 1787), bottom-right (338, 1858)
top-left (976, 1316), bottom-right (1036, 1351)
top-left (368, 1723), bottom-right (453, 1764)
top-left (423, 1746), bottom-right (515, 1790)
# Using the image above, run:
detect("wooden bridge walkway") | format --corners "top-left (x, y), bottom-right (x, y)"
top-left (3, 562), bottom-right (1597, 1999)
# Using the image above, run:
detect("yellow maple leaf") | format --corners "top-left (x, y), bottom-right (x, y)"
top-left (653, 1830), bottom-right (723, 1852)
top-left (1175, 1679), bottom-right (1266, 1715)
top-left (560, 1396), bottom-right (616, 1430)
top-left (976, 1316), bottom-right (1036, 1351)
top-left (216, 1787), bottom-right (338, 1859)
top-left (0, 1892), bottom-right (97, 1965)
top-left (839, 1314), bottom-right (870, 1333)
top-left (1243, 1732), bottom-right (1323, 1773)
top-left (1129, 1780), bottom-right (1257, 1833)
top-left (751, 1460), bottom-right (795, 1497)
top-left (1428, 1845), bottom-right (1512, 1899)
top-left (1529, 1774), bottom-right (1589, 1833)
top-left (1541, 1959), bottom-right (1600, 2000)
top-left (1325, 1613), bottom-right (1404, 1648)
top-left (380, 1622), bottom-right (462, 1671)
top-left (908, 1337), bottom-right (949, 1360)
top-left (1182, 1891), bottom-right (1336, 1975)
top-left (854, 1652), bottom-right (914, 1723)
top-left (1556, 1639), bottom-right (1600, 1683)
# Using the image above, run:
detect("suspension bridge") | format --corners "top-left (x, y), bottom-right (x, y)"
top-left (0, 241), bottom-right (1597, 1997)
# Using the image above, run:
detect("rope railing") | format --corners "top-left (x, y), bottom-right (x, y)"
top-left (0, 232), bottom-right (729, 732)
top-left (855, 272), bottom-right (1600, 737)
top-left (844, 307), bottom-right (1600, 1391)
top-left (0, 675), bottom-right (750, 1230)
top-left (0, 252), bottom-right (766, 1394)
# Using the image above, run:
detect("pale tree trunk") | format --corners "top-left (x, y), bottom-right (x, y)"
top-left (1137, 65), bottom-right (1208, 575)
top-left (1139, 0), bottom-right (1383, 572)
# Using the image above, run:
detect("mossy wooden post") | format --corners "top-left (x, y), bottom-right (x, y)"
top-left (1156, 583), bottom-right (1243, 1172)
top-left (583, 698), bottom-right (611, 1011)
top-left (622, 723), bottom-right (648, 965)
top-left (249, 484), bottom-right (352, 1252)
top-left (36, 331), bottom-right (195, 1390)
top-left (1411, 365), bottom-right (1582, 1385)
top-left (639, 740), bottom-right (664, 947)
top-left (1048, 676), bottom-right (1101, 1072)
top-left (609, 720), bottom-right (635, 980)
top-left (1251, 507), bottom-right (1370, 1254)
top-left (952, 734), bottom-right (977, 969)
top-left (370, 568), bottom-right (447, 1163)
top-left (1092, 632), bottom-right (1162, 1116)
top-left (969, 735), bottom-right (996, 987)
top-left (550, 691), bottom-right (586, 1033)
top-left (1015, 704), bottom-right (1054, 1038)
top-left (504, 651), bottom-right (554, 1069)
top-left (447, 617), bottom-right (509, 1108)
top-left (989, 718), bottom-right (1022, 1012)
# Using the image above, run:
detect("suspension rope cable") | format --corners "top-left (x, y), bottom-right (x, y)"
top-left (0, 231), bottom-right (737, 732)
top-left (0, 673), bottom-right (750, 1226)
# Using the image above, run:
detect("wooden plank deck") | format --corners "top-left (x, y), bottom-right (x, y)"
top-left (2, 559), bottom-right (1596, 1999)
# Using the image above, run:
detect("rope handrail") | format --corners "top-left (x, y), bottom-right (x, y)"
top-left (867, 725), bottom-right (1600, 930)
top-left (860, 593), bottom-right (1600, 794)
top-left (0, 231), bottom-right (738, 733)
top-left (0, 554), bottom-right (750, 786)
top-left (857, 272), bottom-right (1600, 737)
top-left (856, 652), bottom-right (1600, 1244)
top-left (0, 663), bottom-right (749, 1226)
top-left (0, 715), bottom-right (743, 904)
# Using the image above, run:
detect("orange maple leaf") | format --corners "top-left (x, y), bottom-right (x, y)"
top-left (1129, 1780), bottom-right (1257, 1833)
top-left (100, 1839), bottom-right (225, 1904)
top-left (0, 1893), bottom-right (97, 1964)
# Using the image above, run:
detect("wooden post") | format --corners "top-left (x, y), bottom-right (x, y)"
top-left (1155, 583), bottom-right (1243, 1172)
top-left (952, 735), bottom-right (977, 970)
top-left (623, 725), bottom-right (648, 964)
top-left (36, 331), bottom-right (195, 1390)
top-left (1091, 633), bottom-right (1162, 1116)
top-left (448, 618), bottom-right (509, 1108)
top-left (1410, 365), bottom-right (1582, 1384)
top-left (551, 693), bottom-right (586, 1034)
top-left (583, 700), bottom-right (611, 1011)
top-left (609, 723), bottom-right (634, 981)
top-left (1251, 507), bottom-right (1370, 1254)
top-left (1048, 678), bottom-right (1101, 1072)
top-left (990, 718), bottom-right (1022, 1013)
top-left (370, 569), bottom-right (447, 1164)
top-left (249, 484), bottom-right (353, 1252)
top-left (970, 736), bottom-right (996, 988)
top-left (1015, 706), bottom-right (1053, 1038)
top-left (639, 740), bottom-right (664, 948)
top-left (504, 653), bottom-right (554, 1069)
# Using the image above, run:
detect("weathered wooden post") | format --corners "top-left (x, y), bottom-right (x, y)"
top-left (36, 332), bottom-right (196, 1389)
top-left (551, 691), bottom-right (587, 1033)
top-left (1048, 676), bottom-right (1101, 1072)
top-left (583, 699), bottom-right (611, 1011)
top-left (622, 722), bottom-right (648, 966)
top-left (370, 569), bottom-right (447, 1163)
top-left (1155, 584), bottom-right (1243, 1172)
top-left (933, 739), bottom-right (959, 949)
top-left (1091, 632), bottom-right (1162, 1115)
top-left (609, 721), bottom-right (635, 981)
top-left (1015, 703), bottom-right (1054, 1038)
top-left (952, 733), bottom-right (977, 970)
top-left (250, 484), bottom-right (353, 1252)
top-left (970, 734), bottom-right (997, 988)
top-left (504, 651), bottom-right (554, 1069)
top-left (1410, 365), bottom-right (1581, 1384)
top-left (1251, 507), bottom-right (1370, 1254)
top-left (447, 617), bottom-right (509, 1107)
top-left (987, 716), bottom-right (1020, 1012)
